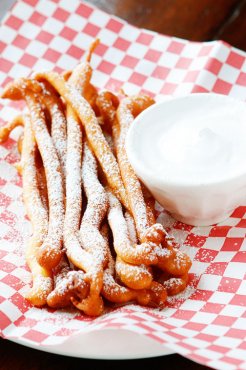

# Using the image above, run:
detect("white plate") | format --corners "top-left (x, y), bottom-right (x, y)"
top-left (10, 329), bottom-right (174, 359)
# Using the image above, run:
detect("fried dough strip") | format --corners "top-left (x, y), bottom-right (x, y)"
top-left (2, 79), bottom-right (65, 269)
top-left (0, 114), bottom-right (23, 143)
top-left (20, 114), bottom-right (52, 306)
top-left (34, 71), bottom-right (129, 211)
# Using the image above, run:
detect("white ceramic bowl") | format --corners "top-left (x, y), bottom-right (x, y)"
top-left (126, 93), bottom-right (246, 226)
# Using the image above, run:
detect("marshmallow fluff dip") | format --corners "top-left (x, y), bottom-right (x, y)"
top-left (126, 94), bottom-right (246, 226)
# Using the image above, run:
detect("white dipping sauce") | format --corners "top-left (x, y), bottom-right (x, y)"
top-left (137, 104), bottom-right (246, 185)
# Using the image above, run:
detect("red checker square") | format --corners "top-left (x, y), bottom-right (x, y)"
top-left (205, 57), bottom-right (222, 75)
top-left (19, 53), bottom-right (38, 68)
top-left (191, 354), bottom-right (209, 364)
top-left (166, 330), bottom-right (184, 340)
top-left (160, 82), bottom-right (177, 95)
top-left (196, 333), bottom-right (217, 342)
top-left (201, 302), bottom-right (224, 314)
top-left (194, 248), bottom-right (218, 263)
top-left (184, 233), bottom-right (206, 248)
top-left (173, 221), bottom-right (193, 232)
top-left (184, 322), bottom-right (206, 332)
top-left (1, 274), bottom-right (24, 290)
top-left (0, 250), bottom-right (7, 259)
top-left (10, 292), bottom-right (31, 313)
top-left (55, 328), bottom-right (76, 336)
top-left (60, 26), bottom-right (77, 41)
top-left (236, 71), bottom-right (246, 86)
top-left (0, 260), bottom-right (16, 273)
top-left (76, 2), bottom-right (93, 18)
top-left (236, 219), bottom-right (246, 228)
top-left (5, 15), bottom-right (22, 30)
top-left (190, 289), bottom-right (214, 301)
top-left (0, 209), bottom-right (17, 226)
top-left (93, 42), bottom-right (107, 57)
top-left (67, 45), bottom-right (84, 60)
top-left (152, 66), bottom-right (170, 79)
top-left (106, 19), bottom-right (123, 33)
top-left (129, 72), bottom-right (147, 86)
top-left (226, 51), bottom-right (244, 69)
top-left (218, 277), bottom-right (242, 293)
top-left (239, 341), bottom-right (246, 350)
top-left (14, 316), bottom-right (37, 328)
top-left (0, 192), bottom-right (11, 207)
top-left (192, 84), bottom-right (209, 93)
top-left (0, 296), bottom-right (5, 304)
top-left (53, 7), bottom-right (70, 22)
top-left (98, 60), bottom-right (115, 74)
top-left (198, 44), bottom-right (214, 56)
top-left (167, 41), bottom-right (185, 54)
top-left (212, 79), bottom-right (232, 95)
top-left (221, 356), bottom-right (243, 366)
top-left (0, 178), bottom-right (6, 186)
top-left (226, 328), bottom-right (246, 339)
top-left (229, 294), bottom-right (246, 306)
top-left (23, 329), bottom-right (48, 343)
top-left (176, 341), bottom-right (197, 351)
top-left (145, 49), bottom-right (162, 62)
top-left (176, 57), bottom-right (192, 69)
top-left (43, 48), bottom-right (61, 63)
top-left (205, 262), bottom-right (227, 276)
top-left (172, 309), bottom-right (196, 320)
top-left (13, 35), bottom-right (30, 49)
top-left (83, 23), bottom-right (100, 38)
top-left (231, 206), bottom-right (246, 218)
top-left (136, 32), bottom-right (153, 45)
top-left (207, 344), bottom-right (229, 354)
top-left (213, 315), bottom-right (237, 326)
top-left (221, 237), bottom-right (244, 251)
top-left (183, 70), bottom-right (200, 83)
top-left (139, 88), bottom-right (155, 98)
top-left (105, 78), bottom-right (123, 92)
top-left (23, 0), bottom-right (39, 5)
top-left (209, 225), bottom-right (231, 237)
top-left (36, 30), bottom-right (53, 44)
top-left (29, 11), bottom-right (46, 26)
top-left (0, 311), bottom-right (11, 330)
top-left (0, 58), bottom-right (13, 73)
top-left (0, 41), bottom-right (6, 53)
top-left (113, 37), bottom-right (131, 51)
top-left (232, 251), bottom-right (246, 263)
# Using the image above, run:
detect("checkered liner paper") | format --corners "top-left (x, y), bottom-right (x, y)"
top-left (0, 0), bottom-right (245, 369)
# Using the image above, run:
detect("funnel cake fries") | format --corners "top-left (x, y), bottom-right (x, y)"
top-left (2, 79), bottom-right (64, 270)
top-left (0, 114), bottom-right (23, 143)
top-left (34, 71), bottom-right (129, 211)
top-left (20, 114), bottom-right (52, 306)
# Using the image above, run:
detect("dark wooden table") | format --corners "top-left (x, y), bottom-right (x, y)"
top-left (1, 1), bottom-right (246, 369)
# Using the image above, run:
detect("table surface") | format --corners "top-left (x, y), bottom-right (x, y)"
top-left (0, 1), bottom-right (245, 369)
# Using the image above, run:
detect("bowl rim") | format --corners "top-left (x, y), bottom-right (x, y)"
top-left (126, 92), bottom-right (246, 188)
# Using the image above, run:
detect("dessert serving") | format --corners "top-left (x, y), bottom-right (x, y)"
top-left (0, 40), bottom-right (191, 316)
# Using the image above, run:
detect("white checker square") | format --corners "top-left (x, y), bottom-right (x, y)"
top-left (12, 2), bottom-right (33, 21)
top-left (72, 32), bottom-right (94, 51)
top-left (166, 318), bottom-right (187, 327)
top-left (103, 47), bottom-right (124, 64)
top-left (201, 324), bottom-right (229, 336)
top-left (197, 70), bottom-right (217, 90)
top-left (33, 321), bottom-right (59, 335)
top-left (8, 201), bottom-right (26, 218)
top-left (97, 28), bottom-right (118, 46)
top-left (218, 64), bottom-right (240, 83)
top-left (142, 77), bottom-right (164, 94)
top-left (237, 280), bottom-right (246, 295)
top-left (197, 274), bottom-right (222, 291)
top-left (35, 0), bottom-right (57, 16)
top-left (214, 42), bottom-right (230, 62)
top-left (189, 56), bottom-right (207, 70)
top-left (173, 83), bottom-right (193, 95)
top-left (0, 239), bottom-right (16, 253)
top-left (158, 52), bottom-right (180, 68)
top-left (201, 237), bottom-right (223, 251)
top-left (3, 253), bottom-right (24, 267)
top-left (59, 0), bottom-right (79, 12)
top-left (208, 360), bottom-right (236, 370)
top-left (119, 25), bottom-right (139, 42)
top-left (9, 64), bottom-right (30, 79)
top-left (232, 317), bottom-right (246, 329)
top-left (1, 45), bottom-right (23, 63)
top-left (149, 35), bottom-right (171, 52)
top-left (183, 337), bottom-right (209, 349)
top-left (127, 43), bottom-right (148, 59)
top-left (0, 145), bottom-right (8, 159)
top-left (0, 299), bottom-right (22, 321)
top-left (0, 25), bottom-right (17, 44)
top-left (227, 227), bottom-right (246, 237)
top-left (196, 349), bottom-right (222, 360)
top-left (172, 327), bottom-right (197, 337)
top-left (32, 59), bottom-right (55, 72)
top-left (55, 54), bottom-right (77, 71)
top-left (166, 68), bottom-right (187, 83)
top-left (214, 336), bottom-right (241, 348)
top-left (2, 183), bottom-right (22, 199)
top-left (213, 252), bottom-right (235, 263)
top-left (43, 18), bottom-right (64, 35)
top-left (134, 59), bottom-right (156, 75)
top-left (180, 299), bottom-right (205, 311)
top-left (3, 325), bottom-right (28, 337)
top-left (19, 22), bottom-right (40, 39)
top-left (227, 348), bottom-right (246, 361)
top-left (121, 81), bottom-right (141, 95)
top-left (91, 70), bottom-right (110, 89)
top-left (217, 217), bottom-right (240, 227)
top-left (181, 43), bottom-right (200, 58)
top-left (25, 40), bottom-right (47, 58)
top-left (110, 65), bottom-right (132, 81)
top-left (153, 331), bottom-right (178, 343)
top-left (230, 85), bottom-right (246, 101)
top-left (89, 10), bottom-right (109, 28)
top-left (192, 226), bottom-right (213, 237)
top-left (189, 260), bottom-right (210, 275)
top-left (0, 106), bottom-right (19, 122)
top-left (208, 291), bottom-right (234, 304)
top-left (190, 311), bottom-right (217, 324)
top-left (0, 281), bottom-right (16, 298)
top-left (66, 14), bottom-right (87, 31)
top-left (220, 304), bottom-right (245, 318)
top-left (0, 161), bottom-right (18, 181)
top-left (48, 36), bottom-right (70, 53)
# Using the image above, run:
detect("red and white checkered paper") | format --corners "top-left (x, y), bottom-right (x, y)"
top-left (0, 1), bottom-right (246, 369)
